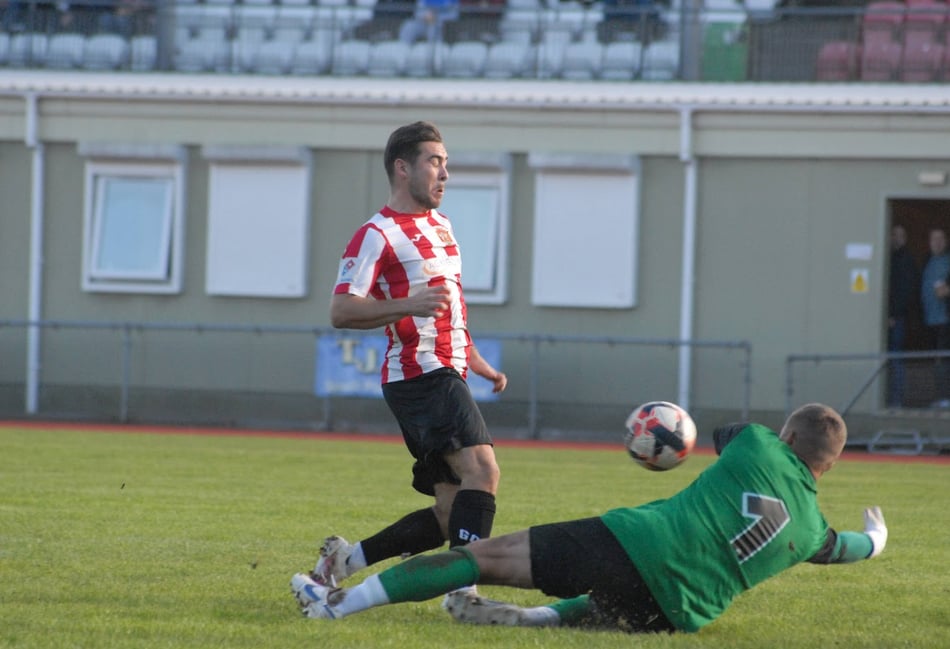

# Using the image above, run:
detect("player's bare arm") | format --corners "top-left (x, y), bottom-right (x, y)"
top-left (468, 345), bottom-right (507, 393)
top-left (330, 286), bottom-right (451, 330)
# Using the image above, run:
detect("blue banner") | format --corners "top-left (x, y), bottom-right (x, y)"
top-left (315, 335), bottom-right (502, 402)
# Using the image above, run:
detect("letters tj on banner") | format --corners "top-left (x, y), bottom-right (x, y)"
top-left (314, 335), bottom-right (502, 401)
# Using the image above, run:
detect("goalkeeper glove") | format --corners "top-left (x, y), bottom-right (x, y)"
top-left (863, 506), bottom-right (887, 558)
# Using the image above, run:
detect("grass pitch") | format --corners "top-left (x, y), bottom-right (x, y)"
top-left (1, 423), bottom-right (947, 649)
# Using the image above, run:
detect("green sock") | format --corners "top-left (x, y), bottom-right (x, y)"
top-left (547, 595), bottom-right (591, 625)
top-left (377, 548), bottom-right (480, 603)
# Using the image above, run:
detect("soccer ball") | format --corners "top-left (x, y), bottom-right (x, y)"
top-left (624, 401), bottom-right (697, 471)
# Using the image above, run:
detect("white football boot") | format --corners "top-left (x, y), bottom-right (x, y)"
top-left (290, 572), bottom-right (344, 619)
top-left (442, 589), bottom-right (525, 626)
top-left (312, 535), bottom-right (354, 587)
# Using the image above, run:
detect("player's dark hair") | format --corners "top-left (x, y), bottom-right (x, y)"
top-left (384, 121), bottom-right (443, 182)
top-left (783, 403), bottom-right (847, 474)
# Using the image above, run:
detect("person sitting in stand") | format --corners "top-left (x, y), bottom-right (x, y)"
top-left (597, 0), bottom-right (667, 45)
top-left (352, 0), bottom-right (415, 42)
top-left (443, 0), bottom-right (505, 44)
top-left (399, 0), bottom-right (460, 44)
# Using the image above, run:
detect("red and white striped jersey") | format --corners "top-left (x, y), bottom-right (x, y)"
top-left (333, 206), bottom-right (472, 383)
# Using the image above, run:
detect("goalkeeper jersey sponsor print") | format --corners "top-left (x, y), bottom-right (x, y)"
top-left (334, 206), bottom-right (471, 383)
top-left (601, 424), bottom-right (832, 632)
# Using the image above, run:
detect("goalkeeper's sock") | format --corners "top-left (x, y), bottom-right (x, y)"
top-left (359, 507), bottom-right (446, 565)
top-left (546, 595), bottom-right (591, 626)
top-left (517, 605), bottom-right (562, 627)
top-left (329, 575), bottom-right (389, 618)
top-left (378, 547), bottom-right (480, 603)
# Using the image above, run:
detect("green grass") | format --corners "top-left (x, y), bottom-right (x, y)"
top-left (1, 425), bottom-right (948, 649)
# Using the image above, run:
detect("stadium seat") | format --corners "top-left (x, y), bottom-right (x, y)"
top-left (483, 41), bottom-right (533, 78)
top-left (443, 41), bottom-right (489, 78)
top-left (7, 33), bottom-right (48, 68)
top-left (235, 5), bottom-right (278, 33)
top-left (641, 39), bottom-right (679, 80)
top-left (252, 40), bottom-right (297, 75)
top-left (815, 41), bottom-right (861, 81)
top-left (405, 41), bottom-right (439, 77)
top-left (860, 39), bottom-right (902, 80)
top-left (904, 0), bottom-right (946, 50)
top-left (559, 40), bottom-right (603, 80)
top-left (900, 39), bottom-right (944, 81)
top-left (367, 39), bottom-right (411, 76)
top-left (0, 33), bottom-right (9, 67)
top-left (600, 40), bottom-right (642, 80)
top-left (234, 27), bottom-right (269, 72)
top-left (289, 39), bottom-right (332, 75)
top-left (537, 24), bottom-right (574, 78)
top-left (942, 44), bottom-right (950, 79)
top-left (175, 36), bottom-right (232, 72)
top-left (862, 2), bottom-right (907, 45)
top-left (45, 33), bottom-right (86, 69)
top-left (330, 39), bottom-right (371, 75)
top-left (130, 35), bottom-right (158, 72)
top-left (498, 9), bottom-right (540, 45)
top-left (83, 34), bottom-right (130, 70)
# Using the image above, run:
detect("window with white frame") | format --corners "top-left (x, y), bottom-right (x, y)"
top-left (529, 153), bottom-right (641, 308)
top-left (439, 154), bottom-right (511, 304)
top-left (81, 150), bottom-right (185, 294)
top-left (203, 146), bottom-right (312, 298)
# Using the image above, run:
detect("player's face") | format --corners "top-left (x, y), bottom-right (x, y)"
top-left (406, 141), bottom-right (448, 211)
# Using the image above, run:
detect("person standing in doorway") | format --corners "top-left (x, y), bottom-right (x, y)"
top-left (887, 224), bottom-right (919, 408)
top-left (920, 227), bottom-right (950, 408)
top-left (310, 121), bottom-right (507, 591)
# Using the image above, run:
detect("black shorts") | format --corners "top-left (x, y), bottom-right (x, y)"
top-left (529, 517), bottom-right (675, 633)
top-left (382, 367), bottom-right (492, 496)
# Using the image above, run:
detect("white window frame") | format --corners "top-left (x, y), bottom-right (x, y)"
top-left (440, 153), bottom-right (511, 305)
top-left (528, 153), bottom-right (641, 309)
top-left (81, 153), bottom-right (186, 294)
top-left (202, 146), bottom-right (313, 299)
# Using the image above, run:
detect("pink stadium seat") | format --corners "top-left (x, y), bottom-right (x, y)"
top-left (860, 39), bottom-right (902, 80)
top-left (815, 41), bottom-right (861, 81)
top-left (903, 0), bottom-right (947, 47)
top-left (900, 39), bottom-right (944, 81)
top-left (862, 1), bottom-right (907, 45)
top-left (941, 45), bottom-right (950, 79)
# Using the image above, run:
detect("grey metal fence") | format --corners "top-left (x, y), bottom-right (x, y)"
top-left (0, 319), bottom-right (751, 439)
top-left (785, 350), bottom-right (950, 454)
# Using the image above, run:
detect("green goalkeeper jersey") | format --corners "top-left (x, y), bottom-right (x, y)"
top-left (601, 424), bottom-right (831, 632)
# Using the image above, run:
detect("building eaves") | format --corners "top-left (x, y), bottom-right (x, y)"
top-left (1, 70), bottom-right (948, 114)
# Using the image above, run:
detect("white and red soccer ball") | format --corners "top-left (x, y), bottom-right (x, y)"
top-left (624, 401), bottom-right (697, 471)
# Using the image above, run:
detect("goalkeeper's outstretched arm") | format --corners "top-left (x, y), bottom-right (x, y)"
top-left (809, 506), bottom-right (888, 564)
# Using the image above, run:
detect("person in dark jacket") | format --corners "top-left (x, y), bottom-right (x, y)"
top-left (887, 224), bottom-right (919, 407)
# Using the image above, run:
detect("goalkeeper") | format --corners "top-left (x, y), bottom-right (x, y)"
top-left (290, 403), bottom-right (888, 633)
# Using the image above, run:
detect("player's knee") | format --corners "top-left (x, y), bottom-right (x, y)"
top-left (465, 457), bottom-right (499, 492)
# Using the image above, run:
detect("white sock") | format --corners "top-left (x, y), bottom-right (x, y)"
top-left (345, 542), bottom-right (368, 575)
top-left (331, 574), bottom-right (389, 618)
top-left (519, 606), bottom-right (561, 627)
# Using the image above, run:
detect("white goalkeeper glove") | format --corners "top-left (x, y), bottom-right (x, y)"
top-left (863, 506), bottom-right (887, 558)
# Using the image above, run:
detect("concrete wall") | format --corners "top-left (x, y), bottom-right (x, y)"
top-left (3, 73), bottom-right (950, 437)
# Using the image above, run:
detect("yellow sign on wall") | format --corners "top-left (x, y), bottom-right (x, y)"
top-left (851, 269), bottom-right (869, 294)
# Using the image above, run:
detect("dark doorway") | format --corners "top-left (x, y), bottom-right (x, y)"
top-left (887, 198), bottom-right (950, 408)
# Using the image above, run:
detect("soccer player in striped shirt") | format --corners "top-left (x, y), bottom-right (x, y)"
top-left (292, 403), bottom-right (887, 632)
top-left (305, 121), bottom-right (507, 591)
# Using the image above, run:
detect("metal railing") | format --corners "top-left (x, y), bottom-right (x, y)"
top-left (785, 349), bottom-right (950, 417)
top-left (0, 319), bottom-right (752, 438)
